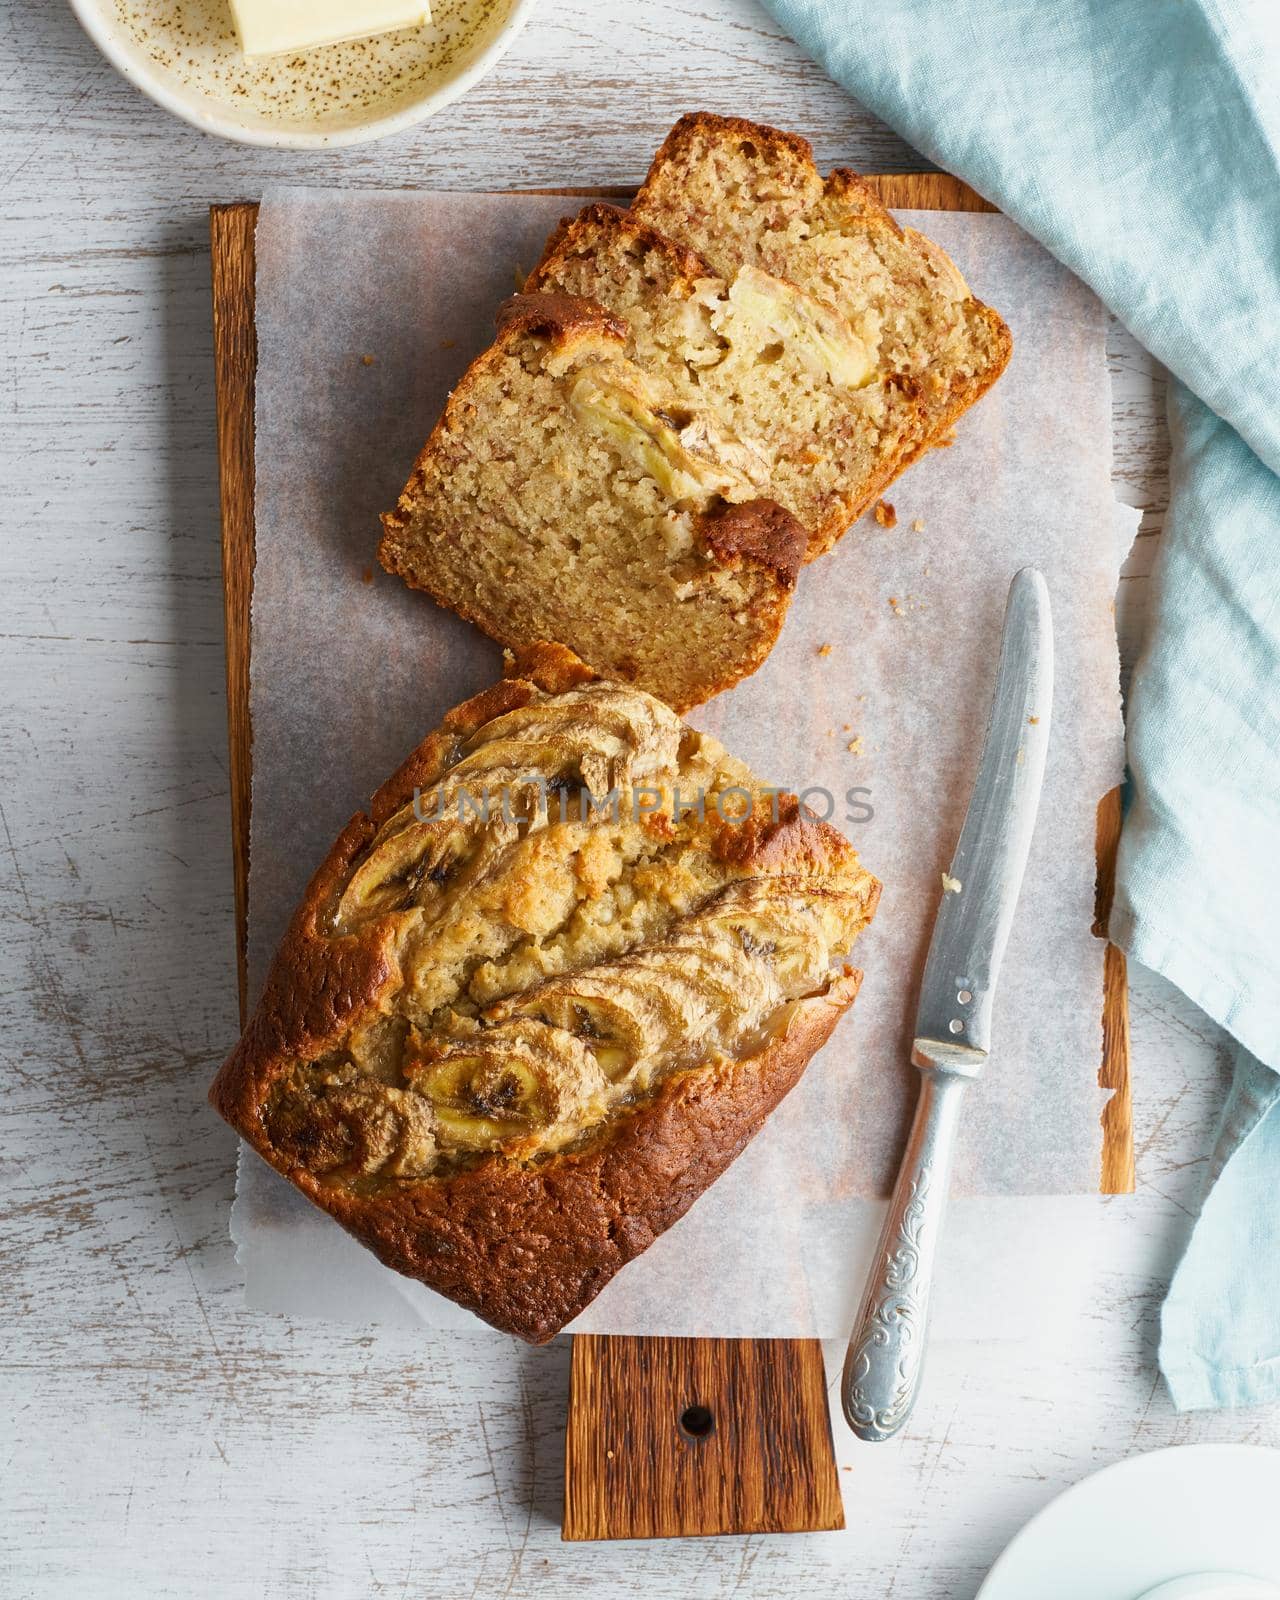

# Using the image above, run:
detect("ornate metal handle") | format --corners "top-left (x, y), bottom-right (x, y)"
top-left (840, 1068), bottom-right (969, 1441)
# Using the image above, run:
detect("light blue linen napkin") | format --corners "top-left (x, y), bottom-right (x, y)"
top-left (756, 0), bottom-right (1280, 1408)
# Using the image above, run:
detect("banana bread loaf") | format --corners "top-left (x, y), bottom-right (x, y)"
top-left (210, 643), bottom-right (880, 1341)
top-left (632, 112), bottom-right (1012, 546)
top-left (380, 293), bottom-right (806, 712)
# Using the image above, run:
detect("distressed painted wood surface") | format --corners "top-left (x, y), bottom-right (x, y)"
top-left (2, 1), bottom-right (1273, 1596)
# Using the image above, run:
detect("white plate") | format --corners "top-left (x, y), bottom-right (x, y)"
top-left (978, 1445), bottom-right (1280, 1600)
top-left (68, 0), bottom-right (537, 148)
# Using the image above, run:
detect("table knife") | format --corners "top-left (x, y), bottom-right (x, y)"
top-left (841, 566), bottom-right (1054, 1442)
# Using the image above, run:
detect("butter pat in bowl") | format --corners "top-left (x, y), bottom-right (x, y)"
top-left (230, 0), bottom-right (431, 58)
top-left (68, 0), bottom-right (535, 148)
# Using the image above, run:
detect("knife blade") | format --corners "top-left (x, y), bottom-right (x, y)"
top-left (913, 564), bottom-right (1054, 1068)
top-left (841, 566), bottom-right (1054, 1442)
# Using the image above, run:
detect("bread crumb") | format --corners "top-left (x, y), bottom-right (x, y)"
top-left (842, 723), bottom-right (851, 732)
top-left (847, 735), bottom-right (864, 756)
top-left (912, 517), bottom-right (926, 532)
top-left (941, 873), bottom-right (962, 894)
top-left (874, 499), bottom-right (897, 528)
top-left (361, 354), bottom-right (376, 367)
top-left (361, 567), bottom-right (373, 584)
top-left (888, 596), bottom-right (906, 617)
top-left (817, 642), bottom-right (833, 658)
top-left (825, 727), bottom-right (834, 737)
top-left (1028, 715), bottom-right (1040, 725)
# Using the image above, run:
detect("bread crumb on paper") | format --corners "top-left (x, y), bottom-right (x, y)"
top-left (941, 873), bottom-right (962, 894)
top-left (817, 642), bottom-right (833, 658)
top-left (361, 354), bottom-right (377, 367)
top-left (912, 517), bottom-right (926, 533)
top-left (874, 499), bottom-right (897, 528)
top-left (847, 735), bottom-right (864, 756)
top-left (1029, 715), bottom-right (1040, 725)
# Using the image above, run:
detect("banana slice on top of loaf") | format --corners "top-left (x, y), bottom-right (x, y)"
top-left (210, 642), bottom-right (880, 1343)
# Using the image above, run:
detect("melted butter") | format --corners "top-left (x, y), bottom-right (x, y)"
top-left (111, 0), bottom-right (515, 129)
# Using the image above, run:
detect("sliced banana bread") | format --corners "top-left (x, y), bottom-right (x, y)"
top-left (209, 643), bottom-right (880, 1342)
top-left (526, 201), bottom-right (924, 560)
top-left (632, 112), bottom-right (1012, 541)
top-left (380, 293), bottom-right (806, 712)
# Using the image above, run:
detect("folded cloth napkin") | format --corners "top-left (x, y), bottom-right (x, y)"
top-left (757, 0), bottom-right (1280, 1408)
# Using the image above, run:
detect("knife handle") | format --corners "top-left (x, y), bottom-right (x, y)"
top-left (841, 1068), bottom-right (968, 1441)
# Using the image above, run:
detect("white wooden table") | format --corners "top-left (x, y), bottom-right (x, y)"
top-left (2, 3), bottom-right (1273, 1595)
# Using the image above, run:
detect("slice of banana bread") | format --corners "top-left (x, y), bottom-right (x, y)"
top-left (380, 293), bottom-right (806, 713)
top-left (209, 643), bottom-right (881, 1342)
top-left (526, 202), bottom-right (924, 560)
top-left (632, 113), bottom-right (1012, 544)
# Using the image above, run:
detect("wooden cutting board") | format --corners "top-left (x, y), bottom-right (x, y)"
top-left (211, 173), bottom-right (1133, 1543)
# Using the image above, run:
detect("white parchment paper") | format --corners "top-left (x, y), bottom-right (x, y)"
top-left (235, 188), bottom-right (1132, 1337)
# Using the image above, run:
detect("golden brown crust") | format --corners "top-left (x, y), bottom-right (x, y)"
top-left (640, 111), bottom-right (819, 192)
top-left (504, 638), bottom-right (601, 696)
top-left (210, 818), bottom-right (400, 1108)
top-left (215, 946), bottom-right (861, 1342)
top-left (210, 653), bottom-right (877, 1342)
top-left (851, 305), bottom-right (1013, 513)
top-left (288, 971), bottom-right (860, 1342)
top-left (826, 166), bottom-right (904, 232)
top-left (525, 202), bottom-right (715, 296)
top-left (494, 290), bottom-right (629, 347)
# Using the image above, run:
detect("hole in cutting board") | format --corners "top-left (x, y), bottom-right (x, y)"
top-left (679, 1403), bottom-right (715, 1440)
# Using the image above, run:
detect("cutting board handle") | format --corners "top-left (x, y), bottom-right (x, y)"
top-left (563, 1334), bottom-right (845, 1540)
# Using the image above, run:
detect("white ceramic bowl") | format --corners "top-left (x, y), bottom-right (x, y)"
top-left (68, 0), bottom-right (538, 149)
